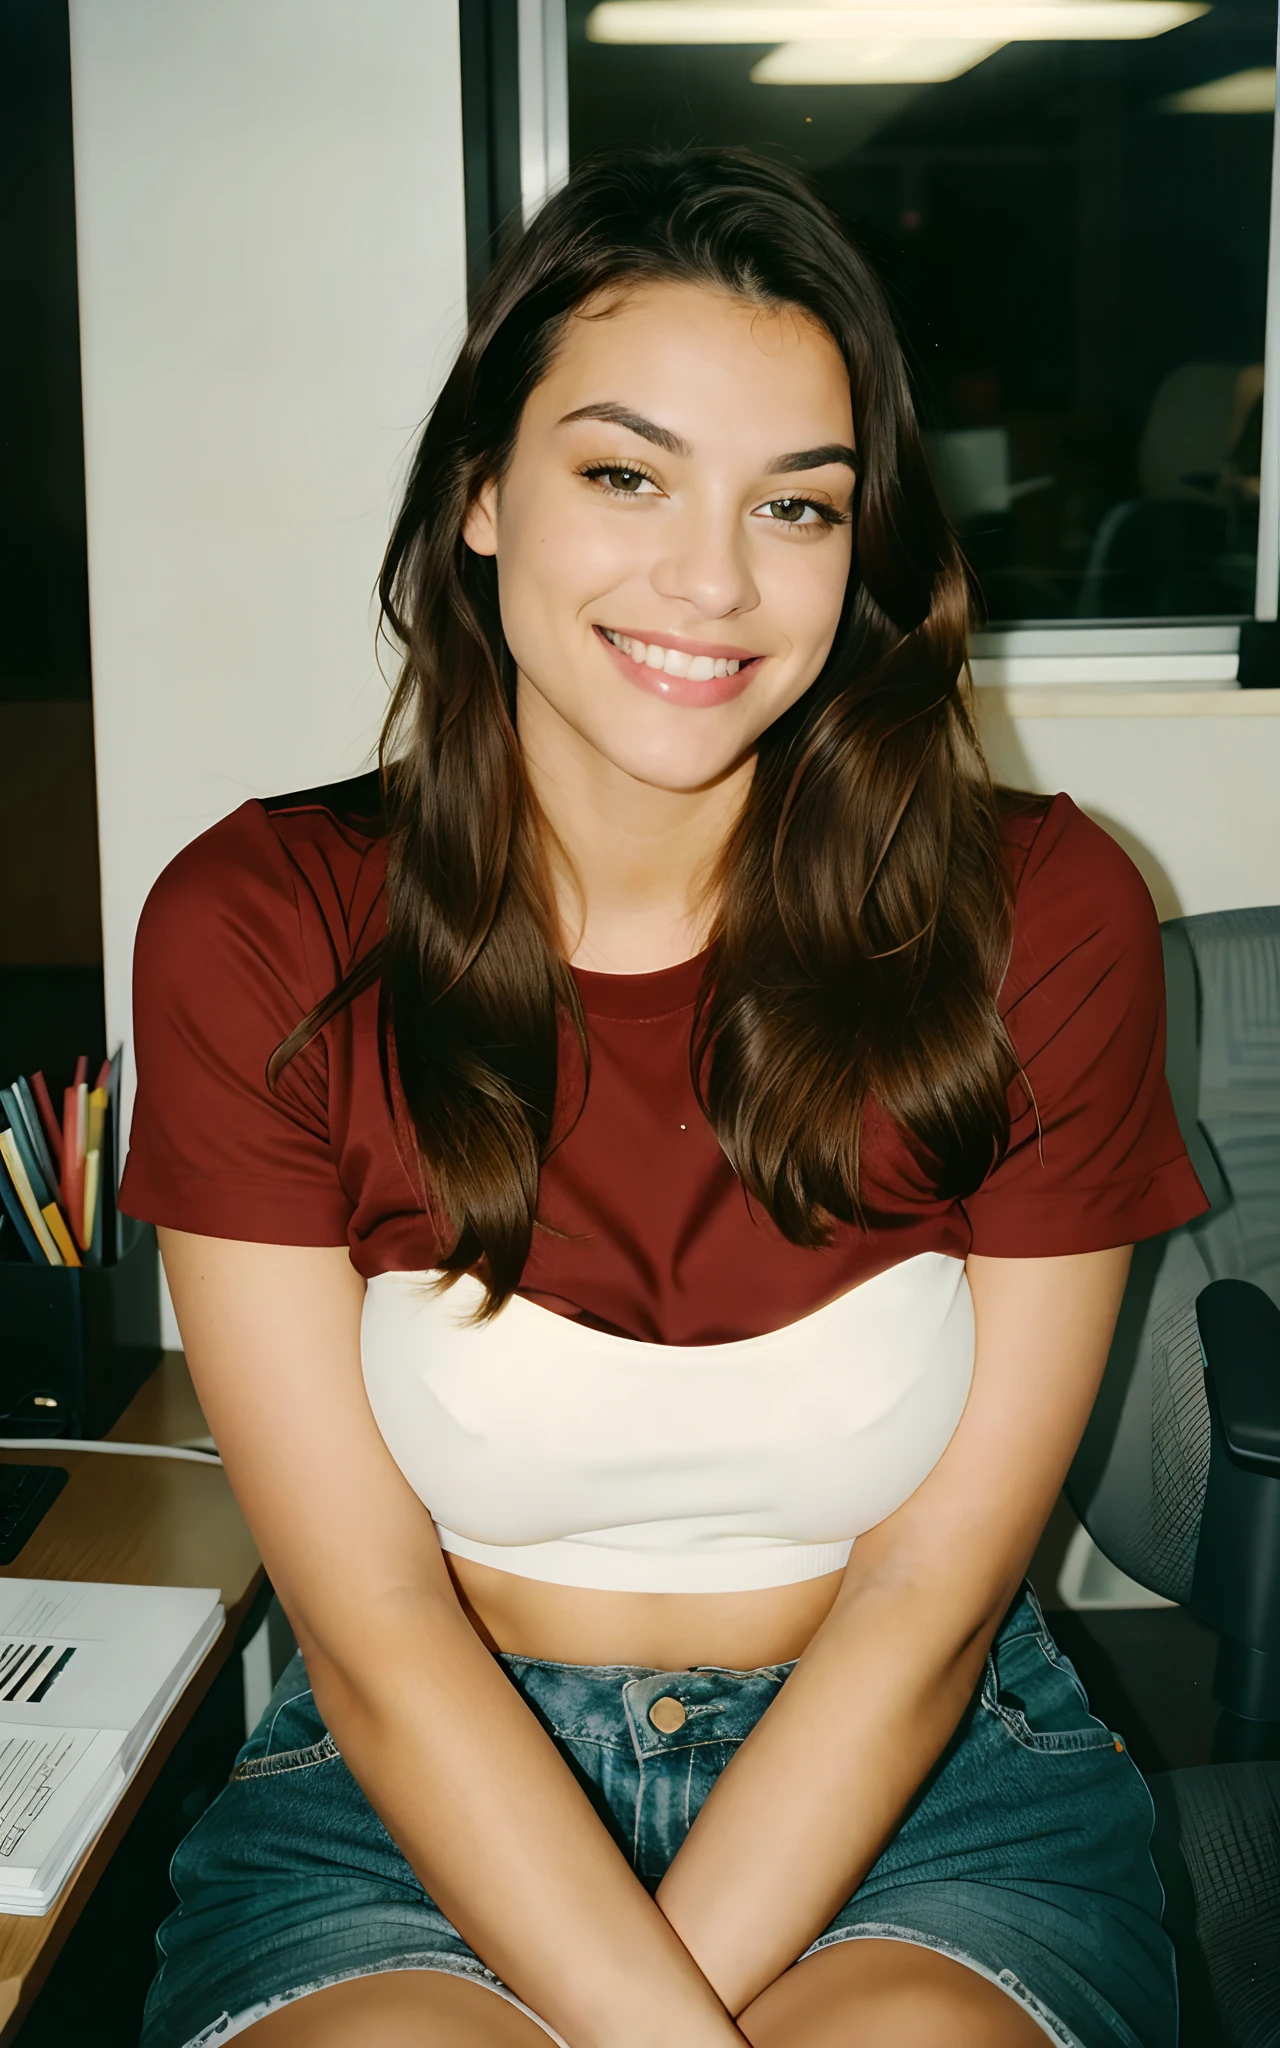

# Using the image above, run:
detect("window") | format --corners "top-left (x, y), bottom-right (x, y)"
top-left (470, 0), bottom-right (1280, 686)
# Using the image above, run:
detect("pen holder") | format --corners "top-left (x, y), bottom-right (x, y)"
top-left (0, 1219), bottom-right (162, 1437)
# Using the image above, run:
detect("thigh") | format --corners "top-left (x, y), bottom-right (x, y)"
top-left (738, 1938), bottom-right (1048, 2048)
top-left (237, 1968), bottom-right (554, 2047)
top-left (784, 1589), bottom-right (1177, 2048)
top-left (141, 1656), bottom-right (511, 2048)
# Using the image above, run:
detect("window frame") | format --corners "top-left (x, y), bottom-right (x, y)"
top-left (518, 0), bottom-right (570, 225)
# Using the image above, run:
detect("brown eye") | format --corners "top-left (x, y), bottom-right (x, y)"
top-left (584, 465), bottom-right (657, 494)
top-left (771, 499), bottom-right (807, 522)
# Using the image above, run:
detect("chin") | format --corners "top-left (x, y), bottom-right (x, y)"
top-left (597, 726), bottom-right (752, 794)
top-left (581, 687), bottom-right (766, 791)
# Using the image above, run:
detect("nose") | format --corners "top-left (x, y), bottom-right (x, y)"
top-left (649, 494), bottom-right (759, 622)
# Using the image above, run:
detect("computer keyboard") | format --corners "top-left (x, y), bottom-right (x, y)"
top-left (0, 1465), bottom-right (69, 1565)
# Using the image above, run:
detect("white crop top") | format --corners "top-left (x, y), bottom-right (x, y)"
top-left (361, 1251), bottom-right (974, 1594)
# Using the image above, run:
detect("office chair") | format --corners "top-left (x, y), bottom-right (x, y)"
top-left (1075, 363), bottom-right (1260, 619)
top-left (1066, 907), bottom-right (1280, 2048)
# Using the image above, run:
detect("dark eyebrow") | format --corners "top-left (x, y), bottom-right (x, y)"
top-left (767, 443), bottom-right (859, 476)
top-left (557, 403), bottom-right (690, 457)
top-left (557, 406), bottom-right (858, 477)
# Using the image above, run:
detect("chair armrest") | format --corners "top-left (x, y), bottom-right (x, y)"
top-left (1196, 1279), bottom-right (1280, 1474)
top-left (1192, 1280), bottom-right (1280, 1727)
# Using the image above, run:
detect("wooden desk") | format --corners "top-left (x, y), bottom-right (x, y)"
top-left (0, 1356), bottom-right (262, 2039)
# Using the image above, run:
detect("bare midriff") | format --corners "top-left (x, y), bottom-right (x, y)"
top-left (444, 1553), bottom-right (847, 1669)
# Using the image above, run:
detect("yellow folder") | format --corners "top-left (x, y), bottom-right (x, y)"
top-left (42, 1203), bottom-right (81, 1268)
top-left (0, 1131), bottom-right (62, 1265)
top-left (82, 1085), bottom-right (109, 1252)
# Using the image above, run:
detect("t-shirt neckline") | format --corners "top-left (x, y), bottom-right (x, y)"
top-left (569, 948), bottom-right (709, 1019)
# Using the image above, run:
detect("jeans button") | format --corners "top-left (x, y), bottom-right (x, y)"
top-left (649, 1695), bottom-right (686, 1732)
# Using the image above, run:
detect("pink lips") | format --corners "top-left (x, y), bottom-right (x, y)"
top-left (594, 625), bottom-right (761, 707)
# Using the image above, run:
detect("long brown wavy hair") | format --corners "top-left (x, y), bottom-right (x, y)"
top-left (272, 145), bottom-right (1020, 1315)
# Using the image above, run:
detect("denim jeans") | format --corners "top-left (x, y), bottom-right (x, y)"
top-left (141, 1582), bottom-right (1177, 2048)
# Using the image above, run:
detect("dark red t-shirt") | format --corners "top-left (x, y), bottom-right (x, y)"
top-left (120, 772), bottom-right (1208, 1343)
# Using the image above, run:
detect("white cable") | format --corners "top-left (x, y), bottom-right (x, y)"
top-left (0, 1438), bottom-right (223, 1466)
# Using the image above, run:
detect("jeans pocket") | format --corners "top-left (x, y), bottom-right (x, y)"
top-left (981, 1626), bottom-right (1120, 1755)
top-left (230, 1667), bottom-right (340, 1781)
top-left (230, 1729), bottom-right (340, 1781)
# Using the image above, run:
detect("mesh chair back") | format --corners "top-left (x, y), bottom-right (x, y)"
top-left (1067, 908), bottom-right (1280, 1602)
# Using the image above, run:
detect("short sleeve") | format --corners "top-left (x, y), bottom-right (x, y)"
top-left (119, 802), bottom-right (353, 1247)
top-left (963, 797), bottom-right (1210, 1256)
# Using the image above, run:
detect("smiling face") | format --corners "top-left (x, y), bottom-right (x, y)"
top-left (462, 280), bottom-right (856, 796)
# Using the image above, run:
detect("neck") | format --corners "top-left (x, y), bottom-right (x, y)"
top-left (516, 674), bottom-right (752, 975)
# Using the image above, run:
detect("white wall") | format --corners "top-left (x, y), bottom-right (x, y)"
top-left (976, 690), bottom-right (1280, 921)
top-left (70, 0), bottom-right (467, 1339)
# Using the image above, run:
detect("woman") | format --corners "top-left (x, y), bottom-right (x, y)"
top-left (124, 147), bottom-right (1207, 2048)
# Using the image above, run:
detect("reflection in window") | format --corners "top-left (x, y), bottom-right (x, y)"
top-left (571, 2), bottom-right (1275, 625)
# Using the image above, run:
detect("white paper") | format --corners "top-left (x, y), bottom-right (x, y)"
top-left (0, 1581), bottom-right (225, 1910)
top-left (0, 1726), bottom-right (124, 1887)
top-left (0, 1728), bottom-right (97, 1856)
top-left (0, 1581), bottom-right (223, 1737)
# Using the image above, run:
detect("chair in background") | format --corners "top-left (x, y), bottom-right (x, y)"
top-left (1067, 907), bottom-right (1280, 2047)
top-left (1075, 363), bottom-right (1262, 618)
top-left (922, 426), bottom-right (1055, 527)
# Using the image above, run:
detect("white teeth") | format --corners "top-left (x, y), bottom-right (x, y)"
top-left (603, 628), bottom-right (746, 680)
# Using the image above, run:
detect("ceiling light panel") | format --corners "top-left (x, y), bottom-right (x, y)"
top-left (752, 36), bottom-right (1005, 80)
top-left (1165, 67), bottom-right (1276, 113)
top-left (586, 4), bottom-right (1210, 44)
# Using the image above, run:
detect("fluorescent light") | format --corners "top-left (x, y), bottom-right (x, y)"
top-left (586, 5), bottom-right (1210, 45)
top-left (1165, 67), bottom-right (1275, 113)
top-left (752, 36), bottom-right (1003, 79)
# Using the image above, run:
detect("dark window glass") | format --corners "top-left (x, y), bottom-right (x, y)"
top-left (2, 0), bottom-right (92, 698)
top-left (0, 0), bottom-right (104, 1032)
top-left (569, 2), bottom-right (1275, 625)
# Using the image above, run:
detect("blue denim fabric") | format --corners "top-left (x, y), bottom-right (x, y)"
top-left (140, 1583), bottom-right (1177, 2048)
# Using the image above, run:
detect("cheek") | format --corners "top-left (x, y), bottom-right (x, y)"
top-left (497, 496), bottom-right (639, 646)
top-left (760, 534), bottom-right (852, 661)
top-left (553, 495), bottom-right (656, 599)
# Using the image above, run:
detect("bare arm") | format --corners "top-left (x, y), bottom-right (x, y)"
top-left (161, 1229), bottom-right (745, 2048)
top-left (654, 1246), bottom-right (1132, 2017)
